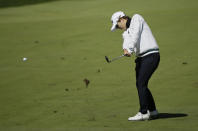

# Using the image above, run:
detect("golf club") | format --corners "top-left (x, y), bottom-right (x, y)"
top-left (105, 54), bottom-right (125, 63)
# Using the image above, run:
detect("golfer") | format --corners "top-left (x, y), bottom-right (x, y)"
top-left (110, 11), bottom-right (160, 121)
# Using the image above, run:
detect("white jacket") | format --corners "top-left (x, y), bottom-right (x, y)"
top-left (122, 14), bottom-right (159, 57)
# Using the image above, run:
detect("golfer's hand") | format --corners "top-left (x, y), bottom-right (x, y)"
top-left (123, 49), bottom-right (131, 57)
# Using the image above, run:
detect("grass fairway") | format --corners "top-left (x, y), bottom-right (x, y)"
top-left (0, 0), bottom-right (198, 130)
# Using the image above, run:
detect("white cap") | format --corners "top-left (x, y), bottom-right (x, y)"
top-left (111, 11), bottom-right (125, 32)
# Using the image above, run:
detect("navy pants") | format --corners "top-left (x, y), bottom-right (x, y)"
top-left (135, 53), bottom-right (160, 114)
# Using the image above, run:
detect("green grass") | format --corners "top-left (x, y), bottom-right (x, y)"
top-left (0, 0), bottom-right (198, 130)
top-left (0, 0), bottom-right (57, 8)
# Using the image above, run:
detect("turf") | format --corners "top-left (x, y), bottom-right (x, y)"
top-left (0, 0), bottom-right (198, 130)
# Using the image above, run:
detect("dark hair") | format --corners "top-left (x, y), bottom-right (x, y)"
top-left (121, 16), bottom-right (131, 20)
top-left (117, 16), bottom-right (130, 22)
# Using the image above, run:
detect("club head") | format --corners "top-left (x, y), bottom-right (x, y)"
top-left (105, 56), bottom-right (111, 63)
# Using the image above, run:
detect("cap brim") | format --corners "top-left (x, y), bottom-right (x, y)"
top-left (111, 23), bottom-right (117, 32)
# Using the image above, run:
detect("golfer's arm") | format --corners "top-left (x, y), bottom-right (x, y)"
top-left (123, 15), bottom-right (142, 54)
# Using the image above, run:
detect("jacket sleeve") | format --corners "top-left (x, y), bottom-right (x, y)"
top-left (122, 14), bottom-right (143, 54)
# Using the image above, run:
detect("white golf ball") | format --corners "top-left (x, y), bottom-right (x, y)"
top-left (23, 57), bottom-right (27, 61)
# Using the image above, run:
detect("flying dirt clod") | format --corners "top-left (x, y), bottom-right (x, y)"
top-left (83, 78), bottom-right (90, 88)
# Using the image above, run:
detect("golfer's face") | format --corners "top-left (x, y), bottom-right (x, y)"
top-left (117, 18), bottom-right (126, 30)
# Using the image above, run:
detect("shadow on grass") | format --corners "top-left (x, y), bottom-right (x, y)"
top-left (152, 113), bottom-right (188, 120)
top-left (0, 0), bottom-right (59, 8)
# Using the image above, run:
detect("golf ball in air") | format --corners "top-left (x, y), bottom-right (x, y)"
top-left (23, 57), bottom-right (27, 61)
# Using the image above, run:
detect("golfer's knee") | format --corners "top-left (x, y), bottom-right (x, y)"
top-left (136, 80), bottom-right (147, 89)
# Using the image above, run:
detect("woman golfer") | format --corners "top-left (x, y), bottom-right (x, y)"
top-left (110, 11), bottom-right (160, 121)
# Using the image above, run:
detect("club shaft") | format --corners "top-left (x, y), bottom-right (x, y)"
top-left (111, 54), bottom-right (125, 62)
